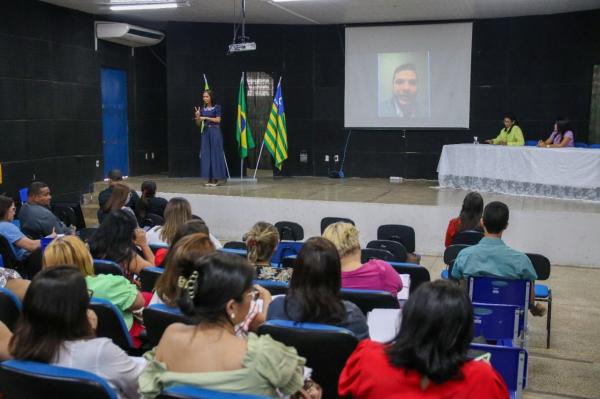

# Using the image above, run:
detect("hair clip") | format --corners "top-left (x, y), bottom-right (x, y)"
top-left (185, 270), bottom-right (199, 300)
top-left (177, 276), bottom-right (187, 289)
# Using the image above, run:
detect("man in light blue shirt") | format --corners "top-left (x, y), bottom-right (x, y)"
top-left (452, 201), bottom-right (545, 316)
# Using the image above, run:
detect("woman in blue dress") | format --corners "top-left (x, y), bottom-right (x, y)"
top-left (194, 90), bottom-right (228, 186)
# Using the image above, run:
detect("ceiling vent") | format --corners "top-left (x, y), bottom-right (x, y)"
top-left (95, 21), bottom-right (164, 50)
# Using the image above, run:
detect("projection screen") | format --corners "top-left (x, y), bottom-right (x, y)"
top-left (344, 23), bottom-right (473, 129)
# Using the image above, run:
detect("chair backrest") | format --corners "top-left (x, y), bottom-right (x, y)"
top-left (89, 298), bottom-right (134, 351)
top-left (274, 221), bottom-right (304, 241)
top-left (222, 241), bottom-right (247, 251)
top-left (0, 359), bottom-right (118, 399)
top-left (376, 224), bottom-right (415, 253)
top-left (280, 255), bottom-right (296, 269)
top-left (360, 248), bottom-right (394, 263)
top-left (451, 229), bottom-right (484, 246)
top-left (18, 188), bottom-right (28, 204)
top-left (340, 288), bottom-right (399, 315)
top-left (468, 276), bottom-right (530, 337)
top-left (218, 248), bottom-right (247, 258)
top-left (0, 233), bottom-right (21, 269)
top-left (590, 143), bottom-right (600, 149)
top-left (159, 385), bottom-right (269, 399)
top-left (93, 259), bottom-right (125, 277)
top-left (140, 266), bottom-right (164, 293)
top-left (472, 302), bottom-right (521, 343)
top-left (51, 202), bottom-right (86, 229)
top-left (443, 244), bottom-right (470, 278)
top-left (0, 287), bottom-right (22, 331)
top-left (524, 140), bottom-right (538, 146)
top-left (320, 217), bottom-right (355, 234)
top-left (574, 141), bottom-right (588, 148)
top-left (143, 304), bottom-right (193, 348)
top-left (525, 253), bottom-right (551, 281)
top-left (470, 343), bottom-right (527, 396)
top-left (253, 279), bottom-right (289, 296)
top-left (257, 320), bottom-right (359, 399)
top-left (142, 213), bottom-right (165, 228)
top-left (366, 240), bottom-right (407, 262)
top-left (388, 262), bottom-right (431, 294)
top-left (271, 241), bottom-right (303, 266)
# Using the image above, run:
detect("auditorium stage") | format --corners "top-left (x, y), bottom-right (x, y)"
top-left (103, 174), bottom-right (600, 268)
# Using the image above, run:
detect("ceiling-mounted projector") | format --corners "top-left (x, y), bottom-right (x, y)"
top-left (228, 41), bottom-right (257, 54)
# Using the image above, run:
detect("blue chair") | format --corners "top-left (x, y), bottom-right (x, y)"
top-left (525, 140), bottom-right (538, 146)
top-left (93, 259), bottom-right (124, 277)
top-left (271, 241), bottom-right (303, 266)
top-left (144, 304), bottom-right (192, 347)
top-left (0, 359), bottom-right (118, 399)
top-left (18, 188), bottom-right (28, 204)
top-left (366, 239), bottom-right (408, 262)
top-left (219, 248), bottom-right (247, 258)
top-left (574, 142), bottom-right (588, 148)
top-left (258, 320), bottom-right (358, 399)
top-left (590, 144), bottom-right (600, 149)
top-left (0, 287), bottom-right (22, 331)
top-left (90, 298), bottom-right (135, 353)
top-left (340, 288), bottom-right (399, 315)
top-left (526, 253), bottom-right (552, 348)
top-left (222, 241), bottom-right (247, 251)
top-left (470, 343), bottom-right (528, 399)
top-left (472, 303), bottom-right (521, 346)
top-left (253, 279), bottom-right (288, 296)
top-left (141, 266), bottom-right (164, 292)
top-left (159, 385), bottom-right (269, 398)
top-left (468, 277), bottom-right (530, 345)
top-left (388, 262), bottom-right (431, 294)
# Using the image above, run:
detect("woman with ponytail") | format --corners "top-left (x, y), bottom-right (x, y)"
top-left (135, 181), bottom-right (167, 222)
top-left (138, 252), bottom-right (320, 398)
top-left (244, 221), bottom-right (293, 282)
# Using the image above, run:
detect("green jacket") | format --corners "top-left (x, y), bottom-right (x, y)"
top-left (492, 125), bottom-right (525, 146)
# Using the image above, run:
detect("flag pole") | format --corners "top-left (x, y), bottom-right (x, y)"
top-left (252, 138), bottom-right (266, 179)
top-left (240, 72), bottom-right (245, 180)
top-left (223, 151), bottom-right (231, 179)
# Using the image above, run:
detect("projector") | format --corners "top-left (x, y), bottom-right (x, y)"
top-left (228, 42), bottom-right (257, 54)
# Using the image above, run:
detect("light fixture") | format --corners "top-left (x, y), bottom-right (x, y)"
top-left (109, 2), bottom-right (180, 11)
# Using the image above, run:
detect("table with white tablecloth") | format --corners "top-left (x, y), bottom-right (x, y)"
top-left (437, 144), bottom-right (600, 201)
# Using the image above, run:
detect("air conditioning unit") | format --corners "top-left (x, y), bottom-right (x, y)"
top-left (95, 22), bottom-right (164, 48)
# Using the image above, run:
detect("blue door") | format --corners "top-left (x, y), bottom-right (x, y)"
top-left (101, 68), bottom-right (129, 177)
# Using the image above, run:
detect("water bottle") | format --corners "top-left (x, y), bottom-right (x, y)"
top-left (473, 136), bottom-right (479, 145)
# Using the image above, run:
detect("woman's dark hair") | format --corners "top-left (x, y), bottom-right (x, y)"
top-left (135, 180), bottom-right (157, 220)
top-left (502, 113), bottom-right (517, 133)
top-left (103, 183), bottom-right (130, 213)
top-left (0, 195), bottom-right (13, 219)
top-left (386, 280), bottom-right (473, 384)
top-left (458, 192), bottom-right (484, 232)
top-left (555, 117), bottom-right (572, 134)
top-left (285, 237), bottom-right (345, 324)
top-left (178, 252), bottom-right (254, 324)
top-left (203, 89), bottom-right (216, 106)
top-left (10, 266), bottom-right (93, 362)
top-left (88, 209), bottom-right (138, 272)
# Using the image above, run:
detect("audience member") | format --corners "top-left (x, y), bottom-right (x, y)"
top-left (17, 181), bottom-right (69, 238)
top-left (99, 183), bottom-right (137, 224)
top-left (0, 195), bottom-right (45, 288)
top-left (451, 201), bottom-right (546, 316)
top-left (445, 192), bottom-right (484, 247)
top-left (244, 221), bottom-right (292, 282)
top-left (538, 117), bottom-right (575, 148)
top-left (88, 210), bottom-right (154, 279)
top-left (138, 252), bottom-right (316, 398)
top-left (135, 180), bottom-right (167, 222)
top-left (323, 222), bottom-right (401, 297)
top-left (42, 236), bottom-right (144, 339)
top-left (9, 266), bottom-right (145, 399)
top-left (146, 197), bottom-right (222, 249)
top-left (153, 219), bottom-right (210, 266)
top-left (267, 237), bottom-right (369, 339)
top-left (98, 169), bottom-right (139, 210)
top-left (339, 281), bottom-right (508, 398)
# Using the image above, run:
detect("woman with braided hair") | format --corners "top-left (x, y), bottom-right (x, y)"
top-left (138, 252), bottom-right (321, 398)
top-left (244, 221), bottom-right (293, 282)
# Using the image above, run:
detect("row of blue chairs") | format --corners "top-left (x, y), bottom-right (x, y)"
top-left (525, 140), bottom-right (600, 148)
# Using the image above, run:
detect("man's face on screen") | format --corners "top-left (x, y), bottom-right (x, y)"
top-left (393, 70), bottom-right (417, 106)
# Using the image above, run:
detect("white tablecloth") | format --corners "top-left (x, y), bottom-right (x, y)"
top-left (437, 144), bottom-right (600, 201)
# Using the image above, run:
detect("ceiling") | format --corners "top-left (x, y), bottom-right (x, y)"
top-left (41, 0), bottom-right (600, 25)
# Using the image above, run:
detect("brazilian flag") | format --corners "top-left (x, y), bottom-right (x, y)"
top-left (236, 73), bottom-right (255, 159)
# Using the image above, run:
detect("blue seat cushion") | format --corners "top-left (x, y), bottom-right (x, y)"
top-left (535, 284), bottom-right (549, 298)
top-left (441, 269), bottom-right (449, 279)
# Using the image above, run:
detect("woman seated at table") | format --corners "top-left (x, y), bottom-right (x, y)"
top-left (537, 118), bottom-right (574, 148)
top-left (322, 222), bottom-right (401, 298)
top-left (267, 237), bottom-right (369, 339)
top-left (338, 281), bottom-right (508, 398)
top-left (485, 114), bottom-right (524, 146)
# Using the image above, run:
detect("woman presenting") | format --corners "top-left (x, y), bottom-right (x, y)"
top-left (485, 114), bottom-right (524, 146)
top-left (194, 90), bottom-right (228, 187)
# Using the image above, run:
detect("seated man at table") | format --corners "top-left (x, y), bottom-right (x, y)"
top-left (98, 169), bottom-right (139, 210)
top-left (17, 182), bottom-right (69, 238)
top-left (451, 201), bottom-right (546, 316)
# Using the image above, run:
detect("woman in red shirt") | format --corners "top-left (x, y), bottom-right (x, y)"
top-left (338, 280), bottom-right (508, 399)
top-left (444, 192), bottom-right (484, 247)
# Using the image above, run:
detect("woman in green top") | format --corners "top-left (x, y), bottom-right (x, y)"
top-left (485, 114), bottom-right (525, 146)
top-left (139, 252), bottom-right (320, 398)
